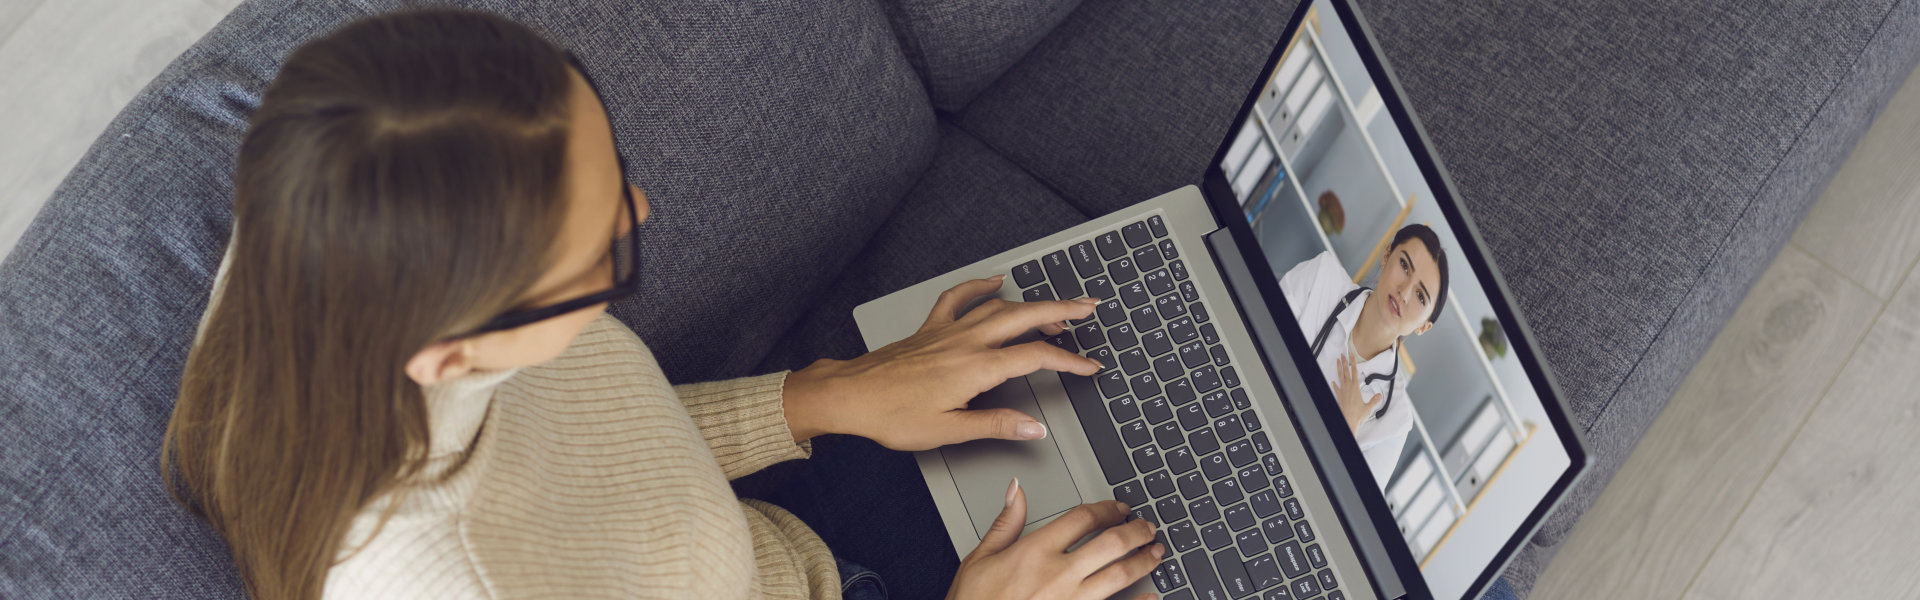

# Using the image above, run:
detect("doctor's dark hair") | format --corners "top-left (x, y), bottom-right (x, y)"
top-left (1389, 224), bottom-right (1449, 326)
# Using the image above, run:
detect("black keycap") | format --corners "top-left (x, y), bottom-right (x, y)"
top-left (1193, 301), bottom-right (1212, 323)
top-left (1097, 299), bottom-right (1127, 327)
top-left (1143, 330), bottom-right (1174, 357)
top-left (1328, 592), bottom-right (1346, 600)
top-left (1262, 454), bottom-right (1283, 476)
top-left (1142, 397), bottom-right (1173, 424)
top-left (1160, 239), bottom-right (1180, 260)
top-left (1148, 215), bottom-right (1169, 238)
top-left (1177, 471), bottom-right (1209, 500)
top-left (1061, 373), bottom-right (1131, 485)
top-left (1046, 333), bottom-right (1077, 353)
top-left (1123, 221), bottom-right (1152, 247)
top-left (1134, 245), bottom-right (1165, 272)
top-left (1085, 275), bottom-right (1116, 301)
top-left (1232, 389), bottom-right (1253, 411)
top-left (1250, 490), bottom-right (1281, 518)
top-left (1107, 396), bottom-right (1140, 423)
top-left (1156, 295), bottom-right (1189, 321)
top-left (1240, 466), bottom-right (1271, 493)
top-left (1211, 344), bottom-right (1231, 366)
top-left (1250, 431), bottom-right (1270, 453)
top-left (1294, 521), bottom-right (1315, 543)
top-left (1180, 341), bottom-right (1209, 369)
top-left (1291, 575), bottom-right (1320, 599)
top-left (1241, 410), bottom-right (1263, 433)
top-left (1192, 366), bottom-right (1222, 392)
top-left (1165, 378), bottom-right (1197, 405)
top-left (1201, 322), bottom-right (1221, 344)
top-left (1070, 241), bottom-right (1103, 279)
top-left (1023, 285), bottom-right (1055, 302)
top-left (1097, 370), bottom-right (1129, 398)
top-left (1144, 470), bottom-right (1175, 498)
top-left (1121, 420), bottom-right (1151, 448)
top-left (1112, 257), bottom-right (1140, 285)
top-left (1119, 278), bottom-right (1149, 306)
top-left (1225, 502), bottom-right (1257, 532)
top-left (1131, 305), bottom-right (1162, 333)
top-left (1042, 250), bottom-right (1082, 299)
top-left (1115, 480), bottom-right (1149, 508)
top-left (1166, 446), bottom-right (1197, 475)
top-left (1155, 423), bottom-right (1185, 451)
top-left (1262, 516), bottom-right (1295, 545)
top-left (1222, 367), bottom-right (1240, 388)
top-left (1170, 258), bottom-right (1190, 281)
top-left (1275, 475), bottom-right (1294, 498)
top-left (1129, 372), bottom-right (1161, 400)
top-left (1318, 570), bottom-right (1339, 591)
top-left (1154, 354), bottom-right (1183, 381)
top-left (1214, 549), bottom-right (1256, 599)
top-left (1096, 231), bottom-right (1127, 260)
top-left (1119, 349), bottom-right (1149, 376)
top-left (1189, 428), bottom-right (1221, 457)
top-left (1283, 498), bottom-right (1304, 521)
top-left (1180, 280), bottom-right (1200, 302)
top-left (1236, 528), bottom-right (1266, 558)
top-left (1203, 391), bottom-right (1234, 418)
top-left (1152, 560), bottom-right (1181, 593)
top-left (1226, 440), bottom-right (1257, 468)
top-left (1155, 496), bottom-right (1188, 524)
top-left (1089, 346), bottom-right (1115, 370)
top-left (1190, 497), bottom-right (1221, 526)
top-left (1201, 452), bottom-right (1233, 481)
top-left (1109, 324), bottom-right (1139, 351)
top-left (1215, 414), bottom-right (1246, 442)
top-left (1212, 477), bottom-right (1244, 507)
top-left (1145, 268), bottom-right (1175, 296)
top-left (1073, 324), bottom-right (1105, 350)
top-left (1247, 554), bottom-right (1286, 592)
top-left (1012, 260), bottom-right (1045, 288)
top-left (1200, 523), bottom-right (1232, 551)
top-left (1133, 446), bottom-right (1163, 473)
top-left (1275, 541), bottom-right (1308, 578)
top-left (1168, 521), bottom-right (1201, 553)
top-left (1305, 544), bottom-right (1327, 569)
top-left (1183, 551), bottom-right (1226, 600)
top-left (1133, 504), bottom-right (1158, 526)
top-left (1177, 403), bottom-right (1209, 430)
top-left (1169, 315), bottom-right (1198, 342)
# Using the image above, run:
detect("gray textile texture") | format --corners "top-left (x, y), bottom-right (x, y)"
top-left (879, 0), bottom-right (1086, 113)
top-left (0, 0), bottom-right (932, 597)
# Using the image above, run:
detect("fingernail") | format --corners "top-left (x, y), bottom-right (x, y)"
top-left (1114, 500), bottom-right (1131, 512)
top-left (1151, 543), bottom-right (1165, 559)
top-left (992, 274), bottom-right (1006, 282)
top-left (1075, 296), bottom-right (1100, 305)
top-left (1017, 421), bottom-right (1046, 440)
top-left (1086, 357), bottom-right (1104, 370)
top-left (1006, 477), bottom-right (1020, 504)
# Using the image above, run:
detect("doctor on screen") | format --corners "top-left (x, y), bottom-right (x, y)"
top-left (1279, 224), bottom-right (1449, 489)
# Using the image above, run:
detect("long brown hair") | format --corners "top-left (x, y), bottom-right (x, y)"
top-left (163, 10), bottom-right (576, 600)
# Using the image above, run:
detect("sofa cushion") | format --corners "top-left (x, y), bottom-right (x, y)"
top-left (0, 0), bottom-right (933, 596)
top-left (880, 0), bottom-right (1086, 113)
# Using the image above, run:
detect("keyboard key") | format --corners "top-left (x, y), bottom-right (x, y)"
top-left (1241, 410), bottom-right (1263, 433)
top-left (1189, 428), bottom-right (1220, 456)
top-left (1142, 330), bottom-right (1174, 357)
top-left (1226, 441), bottom-right (1257, 468)
top-left (1240, 466), bottom-right (1270, 493)
top-left (1247, 554), bottom-right (1286, 592)
top-left (1180, 341), bottom-right (1209, 369)
top-left (1262, 515), bottom-right (1295, 545)
top-left (1211, 344), bottom-right (1231, 366)
top-left (1291, 574), bottom-right (1320, 599)
top-left (1129, 372), bottom-right (1161, 400)
top-left (1133, 446), bottom-right (1163, 474)
top-left (1070, 241), bottom-right (1103, 279)
top-left (1144, 470), bottom-right (1175, 499)
top-left (1109, 324), bottom-right (1139, 351)
top-left (1177, 471), bottom-right (1208, 500)
top-left (1232, 388), bottom-right (1253, 411)
top-left (1182, 551), bottom-right (1226, 600)
top-left (1328, 592), bottom-right (1347, 600)
top-left (1108, 396), bottom-right (1140, 422)
top-left (1275, 541), bottom-right (1309, 578)
top-left (1201, 322), bottom-right (1221, 344)
top-left (1142, 397), bottom-right (1173, 425)
top-left (1089, 345), bottom-right (1115, 369)
top-left (1097, 370), bottom-right (1129, 398)
top-left (1121, 420), bottom-right (1151, 448)
top-left (1274, 475), bottom-right (1294, 498)
top-left (1250, 490), bottom-right (1281, 518)
top-left (1119, 278), bottom-right (1148, 306)
top-left (1215, 414), bottom-right (1247, 442)
top-left (1097, 299), bottom-right (1127, 327)
top-left (1118, 348), bottom-right (1148, 375)
top-left (1305, 544), bottom-right (1327, 569)
top-left (1123, 221), bottom-right (1152, 247)
top-left (1225, 502), bottom-right (1257, 531)
top-left (1159, 239), bottom-right (1180, 260)
top-left (1214, 550), bottom-right (1256, 599)
top-left (1193, 301), bottom-right (1211, 323)
top-left (1046, 333), bottom-right (1077, 353)
top-left (1152, 559), bottom-right (1182, 592)
top-left (1200, 523), bottom-right (1232, 551)
top-left (1084, 275), bottom-right (1116, 301)
top-left (1156, 295), bottom-right (1189, 321)
top-left (1263, 454), bottom-right (1283, 476)
top-left (1294, 521), bottom-right (1315, 543)
top-left (1236, 528), bottom-right (1266, 557)
top-left (1192, 366), bottom-right (1222, 392)
top-left (1177, 403), bottom-right (1208, 430)
top-left (1203, 390), bottom-right (1234, 418)
top-left (1134, 245), bottom-right (1165, 272)
top-left (1073, 324), bottom-right (1105, 350)
top-left (1283, 498), bottom-right (1303, 521)
top-left (1212, 477), bottom-right (1244, 507)
top-left (1130, 305), bottom-right (1162, 333)
top-left (1250, 431), bottom-right (1270, 453)
top-left (1190, 497), bottom-right (1221, 525)
top-left (1168, 522), bottom-right (1201, 553)
top-left (1012, 260), bottom-right (1046, 290)
top-left (1042, 250), bottom-right (1082, 299)
top-left (1154, 354), bottom-right (1182, 381)
top-left (1165, 377), bottom-right (1197, 405)
top-left (1133, 504), bottom-right (1158, 526)
top-left (1145, 268), bottom-right (1175, 296)
top-left (1155, 423), bottom-right (1185, 451)
top-left (1115, 480), bottom-right (1148, 507)
top-left (1201, 452), bottom-right (1233, 481)
top-left (1180, 280), bottom-right (1200, 302)
top-left (1148, 215), bottom-right (1169, 238)
top-left (1112, 258), bottom-right (1141, 285)
top-left (1155, 496), bottom-right (1188, 524)
top-left (1170, 258), bottom-right (1189, 281)
top-left (1023, 285), bottom-right (1055, 302)
top-left (1061, 373), bottom-right (1131, 485)
top-left (1318, 570), bottom-right (1339, 591)
top-left (1222, 367), bottom-right (1240, 388)
top-left (1096, 231), bottom-right (1127, 260)
top-left (1169, 316), bottom-right (1198, 343)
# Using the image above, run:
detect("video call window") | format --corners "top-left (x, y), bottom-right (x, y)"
top-left (1215, 3), bottom-right (1573, 597)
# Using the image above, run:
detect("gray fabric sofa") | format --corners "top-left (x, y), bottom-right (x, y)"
top-left (3, 0), bottom-right (1916, 598)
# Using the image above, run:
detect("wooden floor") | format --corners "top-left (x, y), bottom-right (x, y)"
top-left (4, 3), bottom-right (1920, 598)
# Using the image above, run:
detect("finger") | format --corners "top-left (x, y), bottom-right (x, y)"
top-left (1366, 393), bottom-right (1384, 408)
top-left (925, 276), bottom-right (1007, 328)
top-left (1081, 544), bottom-right (1165, 599)
top-left (1069, 516), bottom-right (1156, 576)
top-left (994, 340), bottom-right (1104, 378)
top-left (1038, 320), bottom-right (1068, 337)
top-left (1031, 500), bottom-right (1130, 551)
top-left (972, 477), bottom-right (1028, 558)
top-left (976, 298), bottom-right (1100, 343)
top-left (946, 407), bottom-right (1049, 444)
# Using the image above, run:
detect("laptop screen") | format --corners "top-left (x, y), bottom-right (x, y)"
top-left (1204, 1), bottom-right (1586, 598)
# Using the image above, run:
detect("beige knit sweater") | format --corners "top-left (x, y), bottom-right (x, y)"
top-left (320, 312), bottom-right (839, 599)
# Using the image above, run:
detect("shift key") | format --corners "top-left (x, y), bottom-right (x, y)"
top-left (1042, 250), bottom-right (1083, 300)
top-left (1059, 372), bottom-right (1132, 485)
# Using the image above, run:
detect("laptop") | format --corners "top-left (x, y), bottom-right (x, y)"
top-left (853, 1), bottom-right (1589, 598)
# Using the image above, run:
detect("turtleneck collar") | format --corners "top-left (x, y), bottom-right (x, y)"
top-left (420, 366), bottom-right (524, 458)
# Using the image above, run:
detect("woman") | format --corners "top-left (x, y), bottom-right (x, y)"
top-left (1277, 225), bottom-right (1449, 489)
top-left (162, 10), bottom-right (1163, 600)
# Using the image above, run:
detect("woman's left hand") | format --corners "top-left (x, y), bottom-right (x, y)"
top-left (782, 276), bottom-right (1105, 452)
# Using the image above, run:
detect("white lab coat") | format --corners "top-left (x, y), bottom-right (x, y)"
top-left (1278, 250), bottom-right (1413, 490)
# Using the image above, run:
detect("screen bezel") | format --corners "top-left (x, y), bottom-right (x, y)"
top-left (1197, 1), bottom-right (1592, 598)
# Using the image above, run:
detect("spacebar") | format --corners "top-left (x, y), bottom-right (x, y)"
top-left (1059, 372), bottom-right (1131, 485)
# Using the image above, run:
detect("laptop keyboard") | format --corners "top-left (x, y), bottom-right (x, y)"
top-left (1011, 214), bottom-right (1347, 600)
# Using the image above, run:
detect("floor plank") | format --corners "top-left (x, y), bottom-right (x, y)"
top-left (1684, 259), bottom-right (1920, 600)
top-left (1790, 65), bottom-right (1920, 300)
top-left (1530, 246), bottom-right (1882, 600)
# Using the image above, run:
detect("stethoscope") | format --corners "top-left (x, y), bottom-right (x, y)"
top-left (1308, 287), bottom-right (1397, 421)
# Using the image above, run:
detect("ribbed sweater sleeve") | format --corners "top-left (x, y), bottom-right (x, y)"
top-left (673, 372), bottom-right (813, 480)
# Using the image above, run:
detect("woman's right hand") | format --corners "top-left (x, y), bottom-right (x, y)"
top-left (947, 479), bottom-right (1165, 600)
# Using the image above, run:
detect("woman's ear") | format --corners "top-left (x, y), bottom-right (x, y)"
top-left (406, 339), bottom-right (478, 386)
top-left (1414, 322), bottom-right (1433, 336)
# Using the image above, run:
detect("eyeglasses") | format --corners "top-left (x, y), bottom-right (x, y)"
top-left (442, 51), bottom-right (641, 341)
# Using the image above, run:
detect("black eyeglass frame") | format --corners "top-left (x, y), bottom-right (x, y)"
top-left (443, 51), bottom-right (641, 341)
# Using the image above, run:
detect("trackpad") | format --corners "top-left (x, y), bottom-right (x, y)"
top-left (942, 377), bottom-right (1083, 539)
